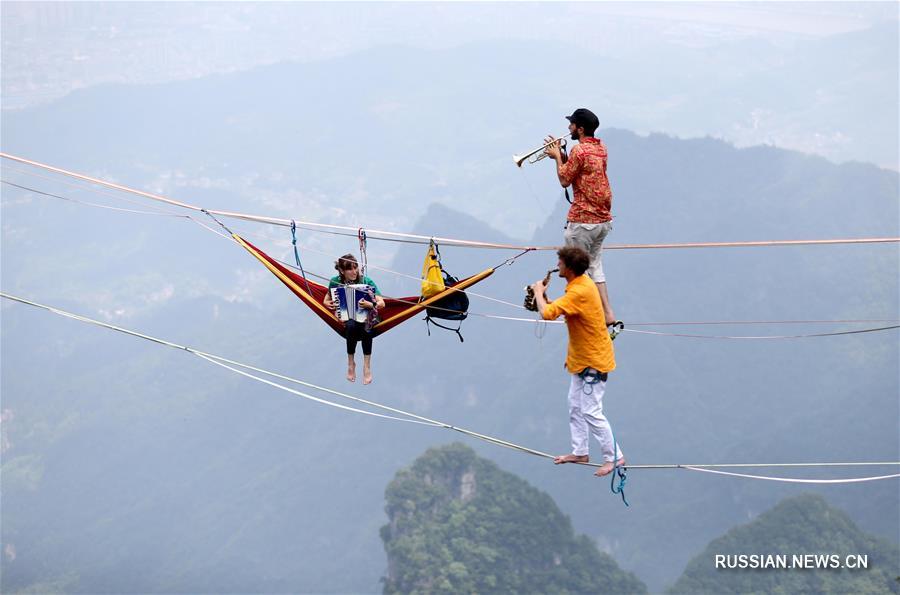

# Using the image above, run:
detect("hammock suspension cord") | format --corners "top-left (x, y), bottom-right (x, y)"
top-left (3, 178), bottom-right (897, 339)
top-left (289, 220), bottom-right (313, 296)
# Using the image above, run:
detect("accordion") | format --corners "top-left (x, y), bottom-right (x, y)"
top-left (330, 284), bottom-right (376, 323)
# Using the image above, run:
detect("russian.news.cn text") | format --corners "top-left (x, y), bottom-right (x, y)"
top-left (715, 554), bottom-right (869, 570)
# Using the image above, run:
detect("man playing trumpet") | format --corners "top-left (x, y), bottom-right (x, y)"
top-left (544, 108), bottom-right (619, 334)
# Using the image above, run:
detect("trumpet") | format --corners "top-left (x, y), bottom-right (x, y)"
top-left (513, 133), bottom-right (571, 167)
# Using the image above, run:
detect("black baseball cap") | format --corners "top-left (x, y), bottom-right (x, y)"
top-left (565, 108), bottom-right (599, 130)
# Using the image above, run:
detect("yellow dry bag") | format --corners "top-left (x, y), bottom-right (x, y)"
top-left (421, 241), bottom-right (446, 299)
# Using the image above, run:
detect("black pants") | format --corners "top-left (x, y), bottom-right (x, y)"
top-left (344, 319), bottom-right (374, 356)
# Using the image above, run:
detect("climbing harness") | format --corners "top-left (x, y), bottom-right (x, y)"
top-left (578, 367), bottom-right (608, 395)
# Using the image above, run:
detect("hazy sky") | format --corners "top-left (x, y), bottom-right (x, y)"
top-left (3, 2), bottom-right (896, 91)
top-left (2, 2), bottom-right (898, 168)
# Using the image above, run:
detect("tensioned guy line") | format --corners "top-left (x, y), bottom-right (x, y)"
top-left (1, 179), bottom-right (190, 218)
top-left (3, 152), bottom-right (898, 251)
top-left (3, 292), bottom-right (898, 483)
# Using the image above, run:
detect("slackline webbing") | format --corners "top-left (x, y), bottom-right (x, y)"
top-left (3, 292), bottom-right (898, 484)
top-left (621, 326), bottom-right (900, 340)
top-left (682, 466), bottom-right (900, 484)
top-left (3, 153), bottom-right (898, 251)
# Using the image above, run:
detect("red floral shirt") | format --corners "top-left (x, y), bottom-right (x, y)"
top-left (559, 137), bottom-right (612, 224)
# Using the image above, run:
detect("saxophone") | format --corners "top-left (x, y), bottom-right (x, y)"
top-left (524, 268), bottom-right (558, 312)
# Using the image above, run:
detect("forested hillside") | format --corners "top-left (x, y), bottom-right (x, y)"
top-left (381, 443), bottom-right (646, 594)
top-left (670, 493), bottom-right (900, 594)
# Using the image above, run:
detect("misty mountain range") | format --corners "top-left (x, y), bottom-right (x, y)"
top-left (4, 7), bottom-right (898, 169)
top-left (2, 38), bottom-right (898, 593)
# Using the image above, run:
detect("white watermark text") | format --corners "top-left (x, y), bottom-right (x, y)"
top-left (714, 554), bottom-right (868, 570)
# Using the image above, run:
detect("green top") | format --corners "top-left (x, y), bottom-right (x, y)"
top-left (328, 275), bottom-right (381, 296)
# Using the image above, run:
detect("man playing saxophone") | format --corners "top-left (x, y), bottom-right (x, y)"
top-left (530, 246), bottom-right (624, 476)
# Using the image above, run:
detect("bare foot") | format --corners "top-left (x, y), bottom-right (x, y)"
top-left (347, 363), bottom-right (356, 383)
top-left (594, 458), bottom-right (626, 477)
top-left (554, 454), bottom-right (589, 465)
top-left (363, 367), bottom-right (373, 385)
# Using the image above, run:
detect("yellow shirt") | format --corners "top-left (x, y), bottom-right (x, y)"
top-left (542, 274), bottom-right (616, 373)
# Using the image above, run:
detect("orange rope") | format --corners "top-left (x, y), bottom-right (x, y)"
top-left (607, 238), bottom-right (899, 249)
top-left (4, 152), bottom-right (898, 251)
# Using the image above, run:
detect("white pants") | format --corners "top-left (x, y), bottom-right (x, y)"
top-left (568, 373), bottom-right (623, 463)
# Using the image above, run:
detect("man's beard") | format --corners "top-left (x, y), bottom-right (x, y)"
top-left (571, 130), bottom-right (581, 141)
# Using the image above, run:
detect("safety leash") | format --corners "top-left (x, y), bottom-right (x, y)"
top-left (610, 424), bottom-right (629, 507)
top-left (579, 368), bottom-right (629, 506)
